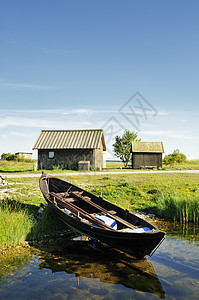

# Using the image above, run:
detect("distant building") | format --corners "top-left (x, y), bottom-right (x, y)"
top-left (15, 152), bottom-right (33, 160)
top-left (33, 129), bottom-right (106, 170)
top-left (131, 142), bottom-right (164, 169)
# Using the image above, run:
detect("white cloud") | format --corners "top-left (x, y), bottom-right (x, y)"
top-left (141, 130), bottom-right (165, 136)
top-left (0, 105), bottom-right (198, 159)
top-left (10, 131), bottom-right (35, 137)
top-left (0, 134), bottom-right (7, 139)
top-left (0, 116), bottom-right (48, 128)
top-left (62, 108), bottom-right (94, 115)
top-left (0, 81), bottom-right (54, 90)
top-left (0, 109), bottom-right (94, 130)
top-left (141, 130), bottom-right (196, 140)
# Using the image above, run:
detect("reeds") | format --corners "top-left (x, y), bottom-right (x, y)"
top-left (0, 198), bottom-right (33, 247)
top-left (156, 192), bottom-right (199, 224)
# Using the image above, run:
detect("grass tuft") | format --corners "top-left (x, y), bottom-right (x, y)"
top-left (0, 199), bottom-right (33, 247)
top-left (155, 192), bottom-right (199, 223)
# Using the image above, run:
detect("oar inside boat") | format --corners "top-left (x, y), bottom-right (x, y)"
top-left (50, 191), bottom-right (116, 230)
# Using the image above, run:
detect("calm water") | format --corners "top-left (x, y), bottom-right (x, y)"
top-left (0, 223), bottom-right (198, 300)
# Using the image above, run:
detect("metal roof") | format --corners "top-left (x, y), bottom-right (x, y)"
top-left (33, 129), bottom-right (106, 150)
top-left (132, 142), bottom-right (164, 153)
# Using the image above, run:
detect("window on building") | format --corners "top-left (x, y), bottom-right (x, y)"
top-left (49, 151), bottom-right (54, 159)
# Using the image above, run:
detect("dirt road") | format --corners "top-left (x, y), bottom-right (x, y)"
top-left (4, 169), bottom-right (199, 178)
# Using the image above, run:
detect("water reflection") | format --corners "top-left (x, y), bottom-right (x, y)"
top-left (0, 246), bottom-right (36, 281)
top-left (0, 222), bottom-right (199, 299)
top-left (38, 238), bottom-right (165, 298)
top-left (148, 222), bottom-right (199, 299)
top-left (0, 237), bottom-right (165, 299)
top-left (151, 220), bottom-right (199, 243)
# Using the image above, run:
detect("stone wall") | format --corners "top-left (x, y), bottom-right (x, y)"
top-left (38, 148), bottom-right (104, 170)
top-left (93, 148), bottom-right (104, 170)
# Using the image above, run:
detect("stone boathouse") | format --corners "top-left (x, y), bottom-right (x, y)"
top-left (33, 129), bottom-right (106, 170)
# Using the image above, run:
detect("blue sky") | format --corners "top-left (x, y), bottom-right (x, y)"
top-left (1, 0), bottom-right (199, 159)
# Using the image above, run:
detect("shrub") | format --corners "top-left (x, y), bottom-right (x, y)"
top-left (163, 149), bottom-right (186, 165)
top-left (1, 153), bottom-right (16, 161)
top-left (1, 153), bottom-right (34, 163)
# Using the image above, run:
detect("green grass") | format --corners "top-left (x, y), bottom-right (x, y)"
top-left (91, 181), bottom-right (146, 210)
top-left (0, 160), bottom-right (77, 174)
top-left (105, 160), bottom-right (199, 170)
top-left (72, 172), bottom-right (199, 222)
top-left (1, 159), bottom-right (199, 174)
top-left (155, 192), bottom-right (199, 224)
top-left (0, 160), bottom-right (36, 173)
top-left (0, 179), bottom-right (71, 248)
top-left (0, 198), bottom-right (70, 248)
top-left (0, 199), bottom-right (33, 247)
top-left (0, 171), bottom-right (199, 248)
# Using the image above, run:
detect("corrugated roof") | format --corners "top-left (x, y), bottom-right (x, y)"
top-left (33, 129), bottom-right (106, 150)
top-left (132, 142), bottom-right (164, 153)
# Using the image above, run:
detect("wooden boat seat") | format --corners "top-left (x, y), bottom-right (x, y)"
top-left (89, 212), bottom-right (99, 217)
top-left (72, 191), bottom-right (83, 195)
top-left (107, 210), bottom-right (117, 215)
top-left (118, 228), bottom-right (132, 232)
top-left (89, 210), bottom-right (116, 217)
top-left (51, 192), bottom-right (76, 203)
top-left (64, 198), bottom-right (76, 203)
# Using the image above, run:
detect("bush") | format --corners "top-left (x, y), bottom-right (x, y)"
top-left (1, 153), bottom-right (16, 161)
top-left (163, 149), bottom-right (186, 165)
top-left (1, 153), bottom-right (34, 163)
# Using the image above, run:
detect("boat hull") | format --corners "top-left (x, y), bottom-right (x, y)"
top-left (39, 174), bottom-right (165, 258)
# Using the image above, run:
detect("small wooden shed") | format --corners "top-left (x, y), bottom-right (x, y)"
top-left (131, 142), bottom-right (164, 169)
top-left (33, 129), bottom-right (106, 170)
top-left (15, 152), bottom-right (33, 160)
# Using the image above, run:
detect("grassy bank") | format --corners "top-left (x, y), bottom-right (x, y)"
top-left (105, 160), bottom-right (199, 170)
top-left (155, 192), bottom-right (199, 223)
top-left (0, 171), bottom-right (199, 248)
top-left (0, 199), bottom-right (33, 247)
top-left (0, 160), bottom-right (37, 173)
top-left (1, 159), bottom-right (199, 174)
top-left (86, 174), bottom-right (199, 223)
top-left (0, 183), bottom-right (68, 248)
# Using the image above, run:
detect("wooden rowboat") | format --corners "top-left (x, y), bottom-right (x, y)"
top-left (39, 173), bottom-right (165, 259)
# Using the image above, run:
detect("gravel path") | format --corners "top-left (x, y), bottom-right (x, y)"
top-left (4, 169), bottom-right (199, 178)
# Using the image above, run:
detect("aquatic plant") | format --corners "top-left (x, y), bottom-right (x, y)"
top-left (155, 192), bottom-right (199, 224)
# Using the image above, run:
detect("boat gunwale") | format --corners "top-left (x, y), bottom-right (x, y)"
top-left (39, 173), bottom-right (166, 258)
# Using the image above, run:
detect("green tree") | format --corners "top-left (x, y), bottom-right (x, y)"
top-left (163, 149), bottom-right (186, 165)
top-left (113, 130), bottom-right (140, 167)
top-left (1, 153), bottom-right (16, 161)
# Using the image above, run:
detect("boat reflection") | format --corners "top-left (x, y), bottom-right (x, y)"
top-left (38, 236), bottom-right (165, 298)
